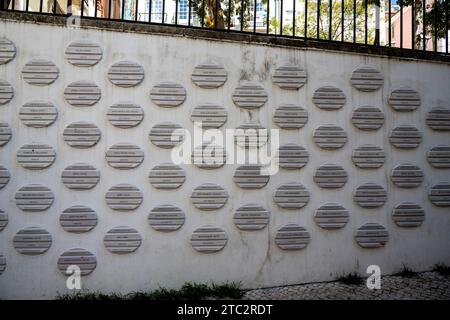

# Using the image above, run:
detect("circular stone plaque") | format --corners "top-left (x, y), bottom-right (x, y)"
top-left (351, 106), bottom-right (385, 130)
top-left (314, 203), bottom-right (349, 230)
top-left (352, 145), bottom-right (385, 169)
top-left (350, 66), bottom-right (383, 91)
top-left (0, 254), bottom-right (5, 275)
top-left (0, 80), bottom-right (14, 105)
top-left (22, 59), bottom-right (59, 85)
top-left (355, 223), bottom-right (389, 248)
top-left (232, 81), bottom-right (268, 109)
top-left (105, 143), bottom-right (144, 169)
top-left (57, 248), bottom-right (97, 276)
top-left (388, 87), bottom-right (420, 111)
top-left (65, 41), bottom-right (103, 67)
top-left (61, 163), bottom-right (100, 190)
top-left (190, 225), bottom-right (228, 253)
top-left (13, 227), bottom-right (52, 255)
top-left (192, 143), bottom-right (226, 169)
top-left (149, 122), bottom-right (184, 148)
top-left (63, 122), bottom-right (101, 148)
top-left (191, 184), bottom-right (229, 210)
top-left (233, 204), bottom-right (270, 231)
top-left (313, 164), bottom-right (348, 188)
top-left (429, 183), bottom-right (450, 207)
top-left (427, 145), bottom-right (450, 168)
top-left (190, 104), bottom-right (227, 128)
top-left (0, 122), bottom-right (12, 146)
top-left (234, 123), bottom-right (268, 148)
top-left (233, 165), bottom-right (270, 189)
top-left (353, 183), bottom-right (387, 208)
top-left (389, 125), bottom-right (422, 149)
top-left (106, 103), bottom-right (144, 128)
top-left (60, 205), bottom-right (98, 233)
top-left (19, 101), bottom-right (58, 128)
top-left (273, 183), bottom-right (310, 209)
top-left (191, 63), bottom-right (227, 88)
top-left (0, 37), bottom-right (16, 65)
top-left (0, 165), bottom-right (10, 189)
top-left (107, 61), bottom-right (144, 87)
top-left (64, 81), bottom-right (101, 107)
top-left (105, 184), bottom-right (143, 211)
top-left (148, 204), bottom-right (185, 232)
top-left (313, 125), bottom-right (347, 149)
top-left (426, 107), bottom-right (450, 131)
top-left (15, 184), bottom-right (54, 211)
top-left (16, 143), bottom-right (56, 170)
top-left (103, 226), bottom-right (142, 254)
top-left (277, 144), bottom-right (309, 169)
top-left (391, 163), bottom-right (424, 188)
top-left (392, 202), bottom-right (425, 227)
top-left (273, 104), bottom-right (308, 129)
top-left (272, 65), bottom-right (307, 90)
top-left (148, 163), bottom-right (186, 189)
top-left (0, 209), bottom-right (8, 232)
top-left (312, 86), bottom-right (346, 110)
top-left (275, 224), bottom-right (310, 250)
top-left (150, 82), bottom-right (186, 107)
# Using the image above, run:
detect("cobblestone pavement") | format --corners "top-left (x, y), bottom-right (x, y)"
top-left (243, 272), bottom-right (450, 300)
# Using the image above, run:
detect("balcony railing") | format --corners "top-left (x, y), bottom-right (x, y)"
top-left (1, 0), bottom-right (449, 55)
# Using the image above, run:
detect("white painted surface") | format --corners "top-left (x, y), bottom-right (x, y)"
top-left (0, 19), bottom-right (449, 299)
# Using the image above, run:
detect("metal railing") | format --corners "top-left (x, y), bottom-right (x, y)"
top-left (1, 0), bottom-right (449, 55)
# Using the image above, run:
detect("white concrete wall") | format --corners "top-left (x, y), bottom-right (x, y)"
top-left (0, 18), bottom-right (450, 299)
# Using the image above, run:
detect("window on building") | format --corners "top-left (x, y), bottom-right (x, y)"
top-left (179, 0), bottom-right (188, 20)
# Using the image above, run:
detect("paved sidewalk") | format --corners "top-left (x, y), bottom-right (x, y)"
top-left (243, 272), bottom-right (450, 300)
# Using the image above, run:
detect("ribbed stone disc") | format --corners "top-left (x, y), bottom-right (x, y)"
top-left (63, 122), bottom-right (101, 148)
top-left (191, 63), bottom-right (227, 88)
top-left (57, 248), bottom-right (97, 276)
top-left (0, 165), bottom-right (10, 189)
top-left (0, 37), bottom-right (16, 64)
top-left (232, 81), bottom-right (268, 109)
top-left (22, 59), bottom-right (59, 85)
top-left (149, 122), bottom-right (184, 148)
top-left (388, 88), bottom-right (420, 111)
top-left (13, 227), bottom-right (52, 255)
top-left (355, 223), bottom-right (389, 248)
top-left (233, 204), bottom-right (270, 231)
top-left (233, 165), bottom-right (270, 189)
top-left (272, 65), bottom-right (307, 90)
top-left (352, 145), bottom-right (385, 169)
top-left (65, 41), bottom-right (102, 67)
top-left (192, 143), bottom-right (226, 169)
top-left (427, 145), bottom-right (450, 168)
top-left (64, 81), bottom-right (101, 107)
top-left (389, 125), bottom-right (422, 149)
top-left (105, 143), bottom-right (144, 169)
top-left (351, 106), bottom-right (384, 130)
top-left (16, 143), bottom-right (56, 170)
top-left (350, 66), bottom-right (383, 91)
top-left (273, 183), bottom-right (310, 209)
top-left (391, 163), bottom-right (424, 188)
top-left (190, 104), bottom-right (227, 128)
top-left (106, 103), bottom-right (144, 128)
top-left (191, 184), bottom-right (229, 210)
top-left (277, 144), bottom-right (309, 169)
top-left (0, 121), bottom-right (11, 146)
top-left (150, 82), bottom-right (186, 107)
top-left (314, 203), bottom-right (349, 230)
top-left (0, 80), bottom-right (14, 105)
top-left (15, 184), bottom-right (54, 211)
top-left (148, 204), bottom-right (185, 232)
top-left (105, 184), bottom-right (143, 211)
top-left (103, 226), bottom-right (142, 254)
top-left (0, 254), bottom-right (5, 274)
top-left (148, 163), bottom-right (186, 189)
top-left (426, 107), bottom-right (450, 131)
top-left (234, 123), bottom-right (268, 148)
top-left (190, 225), bottom-right (228, 253)
top-left (273, 104), bottom-right (308, 129)
top-left (19, 101), bottom-right (58, 128)
top-left (0, 209), bottom-right (8, 232)
top-left (61, 163), bottom-right (100, 190)
top-left (353, 183), bottom-right (387, 208)
top-left (429, 183), bottom-right (450, 207)
top-left (392, 202), bottom-right (425, 227)
top-left (107, 61), bottom-right (144, 87)
top-left (313, 164), bottom-right (348, 188)
top-left (275, 224), bottom-right (310, 250)
top-left (60, 205), bottom-right (98, 233)
top-left (313, 125), bottom-right (347, 149)
top-left (312, 86), bottom-right (346, 110)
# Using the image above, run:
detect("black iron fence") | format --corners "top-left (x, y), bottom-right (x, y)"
top-left (1, 0), bottom-right (449, 54)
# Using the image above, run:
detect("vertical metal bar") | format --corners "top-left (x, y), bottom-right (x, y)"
top-left (176, 0), bottom-right (179, 24)
top-left (228, 0), bottom-right (231, 29)
top-left (329, 0), bottom-right (332, 40)
top-left (341, 0), bottom-right (344, 41)
top-left (266, 0), bottom-right (269, 34)
top-left (400, 0), bottom-right (403, 48)
top-left (121, 0), bottom-right (125, 19)
top-left (446, 0), bottom-right (449, 54)
top-left (53, 0), bottom-right (56, 13)
top-left (188, 0), bottom-right (190, 25)
top-left (364, 0), bottom-right (367, 44)
top-left (353, 0), bottom-right (356, 43)
top-left (108, 0), bottom-right (112, 19)
top-left (215, 0), bottom-right (219, 28)
top-left (280, 0), bottom-right (283, 34)
top-left (201, 0), bottom-right (205, 27)
top-left (95, 0), bottom-right (98, 17)
top-left (411, 0), bottom-right (415, 49)
top-left (79, 0), bottom-right (83, 16)
top-left (253, 0), bottom-right (257, 32)
top-left (240, 0), bottom-right (243, 31)
top-left (422, 0), bottom-right (425, 50)
top-left (135, 0), bottom-right (139, 20)
top-left (162, 0), bottom-right (165, 23)
top-left (388, 0), bottom-right (391, 46)
top-left (11, 0), bottom-right (14, 10)
top-left (305, 0), bottom-right (308, 37)
top-left (26, 0), bottom-right (30, 11)
top-left (293, 0), bottom-right (296, 37)
top-left (317, 0), bottom-right (321, 39)
top-left (434, 0), bottom-right (437, 51)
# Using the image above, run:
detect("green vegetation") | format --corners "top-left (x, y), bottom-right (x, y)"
top-left (336, 272), bottom-right (363, 285)
top-left (56, 282), bottom-right (244, 300)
